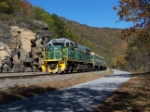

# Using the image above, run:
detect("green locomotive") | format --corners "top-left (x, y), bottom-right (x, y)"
top-left (41, 38), bottom-right (107, 73)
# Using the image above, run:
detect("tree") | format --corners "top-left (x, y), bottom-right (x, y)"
top-left (20, 0), bottom-right (33, 18)
top-left (115, 55), bottom-right (127, 70)
top-left (0, 0), bottom-right (13, 14)
top-left (51, 14), bottom-right (72, 38)
top-left (114, 0), bottom-right (150, 49)
top-left (125, 38), bottom-right (149, 71)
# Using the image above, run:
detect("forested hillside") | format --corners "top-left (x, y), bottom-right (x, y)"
top-left (61, 18), bottom-right (127, 64)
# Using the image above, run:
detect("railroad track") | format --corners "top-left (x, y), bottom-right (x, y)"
top-left (0, 72), bottom-right (52, 79)
top-left (0, 70), bottom-right (108, 79)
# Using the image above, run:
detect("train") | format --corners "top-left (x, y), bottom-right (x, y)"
top-left (41, 38), bottom-right (107, 73)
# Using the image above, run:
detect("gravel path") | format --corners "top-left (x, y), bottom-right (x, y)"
top-left (0, 69), bottom-right (131, 112)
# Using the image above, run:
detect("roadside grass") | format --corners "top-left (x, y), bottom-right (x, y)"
top-left (0, 69), bottom-right (113, 104)
top-left (93, 72), bottom-right (150, 112)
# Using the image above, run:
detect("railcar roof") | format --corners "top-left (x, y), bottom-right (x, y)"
top-left (91, 52), bottom-right (104, 59)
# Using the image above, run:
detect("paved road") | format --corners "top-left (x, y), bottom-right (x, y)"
top-left (0, 69), bottom-right (131, 112)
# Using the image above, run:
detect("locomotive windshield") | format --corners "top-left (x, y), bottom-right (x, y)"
top-left (52, 39), bottom-right (65, 45)
top-left (48, 38), bottom-right (75, 47)
top-left (47, 39), bottom-right (65, 49)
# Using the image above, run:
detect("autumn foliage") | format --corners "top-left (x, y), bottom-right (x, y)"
top-left (115, 0), bottom-right (150, 49)
top-left (115, 55), bottom-right (127, 69)
top-left (0, 0), bottom-right (33, 18)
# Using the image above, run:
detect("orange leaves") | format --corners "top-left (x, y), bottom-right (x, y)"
top-left (116, 55), bottom-right (127, 66)
top-left (115, 0), bottom-right (150, 50)
top-left (20, 0), bottom-right (34, 18)
top-left (0, 0), bottom-right (34, 17)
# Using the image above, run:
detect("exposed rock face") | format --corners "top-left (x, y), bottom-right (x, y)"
top-left (30, 26), bottom-right (51, 71)
top-left (0, 21), bottom-right (51, 72)
top-left (0, 41), bottom-right (12, 72)
top-left (0, 21), bottom-right (12, 39)
top-left (32, 20), bottom-right (48, 29)
top-left (0, 21), bottom-right (12, 72)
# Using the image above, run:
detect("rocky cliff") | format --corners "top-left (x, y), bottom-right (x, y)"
top-left (0, 20), bottom-right (51, 72)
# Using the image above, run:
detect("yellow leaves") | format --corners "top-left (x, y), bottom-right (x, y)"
top-left (0, 1), bottom-right (9, 9)
top-left (116, 55), bottom-right (127, 66)
top-left (0, 1), bottom-right (9, 8)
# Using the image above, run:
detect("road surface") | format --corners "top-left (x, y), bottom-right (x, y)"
top-left (0, 69), bottom-right (131, 112)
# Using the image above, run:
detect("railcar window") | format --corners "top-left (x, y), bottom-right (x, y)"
top-left (86, 48), bottom-right (90, 54)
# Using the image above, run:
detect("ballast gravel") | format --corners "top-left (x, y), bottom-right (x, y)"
top-left (0, 70), bottom-right (107, 89)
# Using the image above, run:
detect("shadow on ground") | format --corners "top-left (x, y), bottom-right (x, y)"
top-left (0, 85), bottom-right (56, 104)
top-left (93, 72), bottom-right (150, 112)
top-left (0, 87), bottom-right (114, 112)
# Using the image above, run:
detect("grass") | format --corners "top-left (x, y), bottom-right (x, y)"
top-left (93, 72), bottom-right (150, 112)
top-left (0, 69), bottom-right (113, 104)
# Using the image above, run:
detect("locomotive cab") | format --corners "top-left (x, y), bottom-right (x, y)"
top-left (41, 38), bottom-right (76, 73)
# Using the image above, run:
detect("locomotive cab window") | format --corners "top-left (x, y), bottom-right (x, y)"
top-left (52, 39), bottom-right (65, 46)
top-left (66, 42), bottom-right (69, 47)
top-left (70, 42), bottom-right (74, 50)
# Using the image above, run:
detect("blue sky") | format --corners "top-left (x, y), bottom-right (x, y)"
top-left (29, 0), bottom-right (133, 29)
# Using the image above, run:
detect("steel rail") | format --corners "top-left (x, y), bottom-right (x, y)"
top-left (0, 69), bottom-right (108, 79)
top-left (0, 72), bottom-right (52, 79)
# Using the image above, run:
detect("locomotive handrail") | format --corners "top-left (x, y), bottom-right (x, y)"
top-left (44, 51), bottom-right (62, 60)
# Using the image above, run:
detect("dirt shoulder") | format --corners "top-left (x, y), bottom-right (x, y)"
top-left (93, 72), bottom-right (150, 112)
top-left (0, 69), bottom-right (113, 104)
